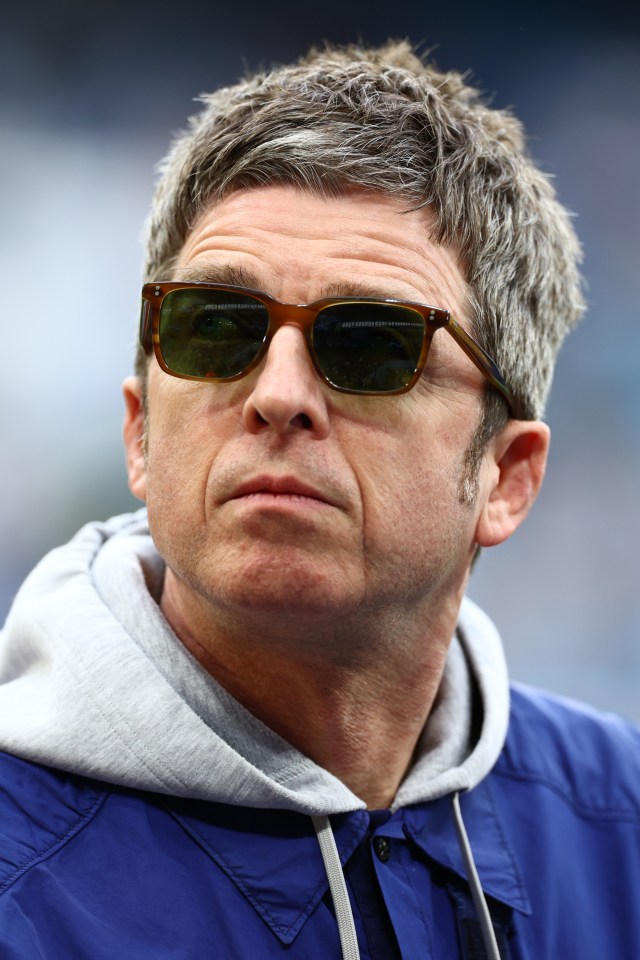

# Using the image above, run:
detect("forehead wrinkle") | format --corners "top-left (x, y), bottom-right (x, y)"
top-left (172, 208), bottom-right (469, 320)
top-left (324, 243), bottom-right (467, 317)
top-left (169, 263), bottom-right (443, 307)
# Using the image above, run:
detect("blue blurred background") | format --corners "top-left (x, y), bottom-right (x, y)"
top-left (1, 0), bottom-right (639, 719)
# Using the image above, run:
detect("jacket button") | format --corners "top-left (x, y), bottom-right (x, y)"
top-left (373, 836), bottom-right (391, 863)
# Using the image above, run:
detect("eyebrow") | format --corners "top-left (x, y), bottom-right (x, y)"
top-left (316, 279), bottom-right (420, 302)
top-left (172, 263), bottom-right (261, 288)
top-left (171, 264), bottom-right (428, 306)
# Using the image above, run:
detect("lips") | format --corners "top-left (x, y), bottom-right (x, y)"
top-left (226, 475), bottom-right (337, 507)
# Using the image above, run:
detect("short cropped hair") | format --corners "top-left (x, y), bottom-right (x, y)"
top-left (139, 40), bottom-right (585, 421)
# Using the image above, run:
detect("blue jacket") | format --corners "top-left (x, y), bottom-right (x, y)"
top-left (2, 684), bottom-right (639, 959)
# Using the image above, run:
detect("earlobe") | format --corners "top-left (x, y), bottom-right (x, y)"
top-left (475, 420), bottom-right (550, 548)
top-left (122, 376), bottom-right (148, 502)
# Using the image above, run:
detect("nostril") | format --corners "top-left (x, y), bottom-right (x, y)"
top-left (291, 413), bottom-right (313, 430)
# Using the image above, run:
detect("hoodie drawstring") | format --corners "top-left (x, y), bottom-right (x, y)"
top-left (312, 814), bottom-right (361, 960)
top-left (313, 799), bottom-right (502, 960)
top-left (452, 791), bottom-right (502, 960)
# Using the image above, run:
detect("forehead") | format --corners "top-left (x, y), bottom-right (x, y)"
top-left (174, 185), bottom-right (469, 315)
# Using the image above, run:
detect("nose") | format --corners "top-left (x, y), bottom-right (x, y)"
top-left (242, 325), bottom-right (331, 438)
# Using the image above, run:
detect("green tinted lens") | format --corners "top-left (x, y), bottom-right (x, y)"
top-left (312, 303), bottom-right (426, 393)
top-left (158, 289), bottom-right (269, 379)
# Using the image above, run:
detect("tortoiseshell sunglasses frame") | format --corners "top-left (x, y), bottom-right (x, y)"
top-left (140, 281), bottom-right (518, 416)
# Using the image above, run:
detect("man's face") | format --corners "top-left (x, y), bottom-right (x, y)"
top-left (125, 185), bottom-right (501, 633)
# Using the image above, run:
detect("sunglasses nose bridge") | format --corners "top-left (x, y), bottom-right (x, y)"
top-left (268, 302), bottom-right (317, 332)
top-left (266, 302), bottom-right (318, 360)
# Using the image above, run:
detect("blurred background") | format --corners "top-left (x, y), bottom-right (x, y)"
top-left (1, 0), bottom-right (639, 719)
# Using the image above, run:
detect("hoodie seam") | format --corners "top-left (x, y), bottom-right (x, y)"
top-left (0, 789), bottom-right (109, 896)
top-left (270, 758), bottom-right (326, 785)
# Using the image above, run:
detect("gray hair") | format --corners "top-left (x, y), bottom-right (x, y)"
top-left (140, 40), bottom-right (585, 421)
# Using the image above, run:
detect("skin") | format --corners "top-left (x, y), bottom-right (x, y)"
top-left (123, 185), bottom-right (549, 808)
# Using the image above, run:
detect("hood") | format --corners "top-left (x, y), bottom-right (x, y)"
top-left (0, 511), bottom-right (509, 814)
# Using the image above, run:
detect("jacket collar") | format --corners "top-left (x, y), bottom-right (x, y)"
top-left (169, 778), bottom-right (530, 948)
top-left (169, 800), bottom-right (369, 945)
top-left (401, 781), bottom-right (532, 916)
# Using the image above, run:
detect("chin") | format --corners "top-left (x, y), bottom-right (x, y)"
top-left (201, 552), bottom-right (365, 621)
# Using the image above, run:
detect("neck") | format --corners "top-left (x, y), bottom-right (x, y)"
top-left (160, 573), bottom-right (464, 808)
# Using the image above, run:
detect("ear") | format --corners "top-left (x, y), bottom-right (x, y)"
top-left (475, 420), bottom-right (550, 548)
top-left (122, 376), bottom-right (147, 502)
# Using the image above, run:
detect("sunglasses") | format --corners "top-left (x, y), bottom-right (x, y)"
top-left (140, 282), bottom-right (516, 413)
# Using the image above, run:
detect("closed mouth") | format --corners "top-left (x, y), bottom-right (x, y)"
top-left (227, 475), bottom-right (336, 507)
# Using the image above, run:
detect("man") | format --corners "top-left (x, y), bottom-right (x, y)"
top-left (0, 41), bottom-right (638, 960)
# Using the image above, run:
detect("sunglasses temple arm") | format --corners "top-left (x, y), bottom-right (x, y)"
top-left (139, 299), bottom-right (154, 355)
top-left (445, 318), bottom-right (518, 418)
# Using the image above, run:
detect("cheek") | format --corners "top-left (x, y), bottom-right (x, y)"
top-left (363, 448), bottom-right (448, 535)
top-left (143, 407), bottom-right (228, 583)
top-left (144, 432), bottom-right (207, 550)
top-left (143, 385), bottom-right (233, 525)
top-left (354, 417), bottom-right (473, 577)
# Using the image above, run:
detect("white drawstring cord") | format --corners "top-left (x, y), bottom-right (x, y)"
top-left (313, 798), bottom-right (501, 960)
top-left (452, 791), bottom-right (502, 960)
top-left (312, 814), bottom-right (361, 960)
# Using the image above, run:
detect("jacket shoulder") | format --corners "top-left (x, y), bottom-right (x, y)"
top-left (496, 684), bottom-right (640, 818)
top-left (0, 751), bottom-right (107, 894)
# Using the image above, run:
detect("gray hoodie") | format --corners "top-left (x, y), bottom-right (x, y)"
top-left (0, 509), bottom-right (509, 814)
top-left (0, 510), bottom-right (514, 959)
